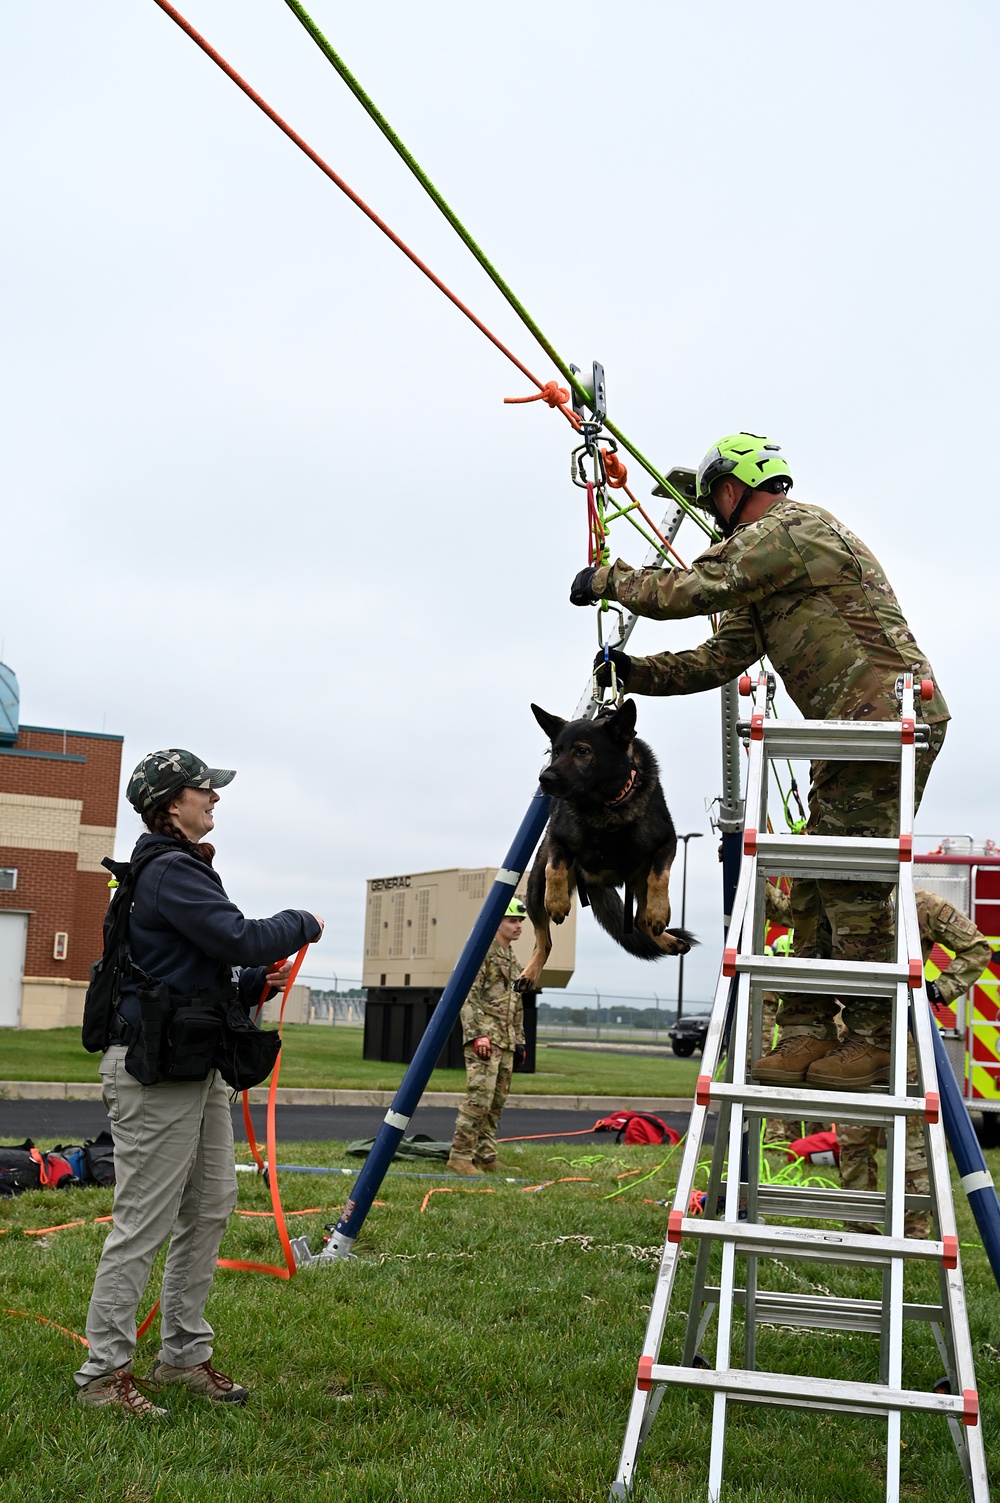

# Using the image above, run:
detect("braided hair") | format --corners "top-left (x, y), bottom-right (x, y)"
top-left (143, 797), bottom-right (216, 867)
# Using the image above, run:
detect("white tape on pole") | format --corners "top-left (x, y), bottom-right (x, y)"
top-left (384, 1110), bottom-right (410, 1131)
top-left (496, 868), bottom-right (521, 886)
top-left (961, 1169), bottom-right (995, 1195)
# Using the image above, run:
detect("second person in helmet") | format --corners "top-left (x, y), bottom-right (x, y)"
top-left (570, 431), bottom-right (949, 1091)
top-left (447, 899), bottom-right (529, 1175)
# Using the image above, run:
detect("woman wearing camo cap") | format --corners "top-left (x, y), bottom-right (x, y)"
top-left (74, 748), bottom-right (323, 1416)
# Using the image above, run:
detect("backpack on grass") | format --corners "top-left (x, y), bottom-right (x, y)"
top-left (593, 1111), bottom-right (681, 1146)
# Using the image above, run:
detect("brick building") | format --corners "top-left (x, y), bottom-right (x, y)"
top-left (0, 663), bottom-right (122, 1029)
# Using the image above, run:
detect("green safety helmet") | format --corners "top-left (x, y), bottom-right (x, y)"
top-left (505, 898), bottom-right (527, 919)
top-left (695, 433), bottom-right (793, 512)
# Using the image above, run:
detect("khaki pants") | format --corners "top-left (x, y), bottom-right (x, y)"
top-left (75, 1046), bottom-right (237, 1384)
top-left (450, 1046), bottom-right (514, 1167)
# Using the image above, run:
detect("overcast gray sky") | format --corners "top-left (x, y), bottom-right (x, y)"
top-left (1, 1), bottom-right (996, 1006)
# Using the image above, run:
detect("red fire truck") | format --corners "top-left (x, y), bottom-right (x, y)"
top-left (916, 839), bottom-right (1000, 1146)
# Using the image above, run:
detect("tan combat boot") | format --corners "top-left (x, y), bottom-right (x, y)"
top-left (752, 1036), bottom-right (839, 1086)
top-left (447, 1154), bottom-right (482, 1176)
top-left (805, 1036), bottom-right (891, 1091)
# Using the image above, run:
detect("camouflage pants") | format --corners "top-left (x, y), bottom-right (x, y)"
top-left (839, 1038), bottom-right (930, 1237)
top-left (777, 723), bottom-right (946, 1044)
top-left (450, 1046), bottom-right (514, 1166)
top-left (759, 992), bottom-right (824, 1145)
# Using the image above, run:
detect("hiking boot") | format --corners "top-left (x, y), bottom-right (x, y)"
top-left (447, 1155), bottom-right (482, 1176)
top-left (805, 1036), bottom-right (891, 1091)
top-left (752, 1036), bottom-right (839, 1085)
top-left (150, 1359), bottom-right (248, 1405)
top-left (475, 1157), bottom-right (499, 1173)
top-left (76, 1369), bottom-right (169, 1417)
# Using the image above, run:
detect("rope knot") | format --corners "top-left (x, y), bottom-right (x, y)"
top-left (602, 448), bottom-right (628, 488)
top-left (504, 378), bottom-right (570, 408)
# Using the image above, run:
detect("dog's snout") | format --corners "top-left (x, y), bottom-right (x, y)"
top-left (538, 766), bottom-right (560, 792)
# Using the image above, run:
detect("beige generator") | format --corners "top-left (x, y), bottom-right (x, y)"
top-left (361, 866), bottom-right (577, 1072)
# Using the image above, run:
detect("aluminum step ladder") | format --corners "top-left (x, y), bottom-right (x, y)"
top-left (610, 674), bottom-right (989, 1502)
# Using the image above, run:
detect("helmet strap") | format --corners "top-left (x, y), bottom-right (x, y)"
top-left (720, 482), bottom-right (753, 537)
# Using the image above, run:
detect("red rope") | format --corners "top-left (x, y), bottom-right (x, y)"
top-left (151, 2), bottom-right (577, 422)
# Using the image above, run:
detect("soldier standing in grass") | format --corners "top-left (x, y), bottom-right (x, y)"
top-left (577, 432), bottom-right (949, 1091)
top-left (841, 888), bottom-right (992, 1237)
top-left (448, 899), bottom-right (528, 1175)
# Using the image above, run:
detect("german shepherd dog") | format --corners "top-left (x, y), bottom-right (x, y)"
top-left (517, 699), bottom-right (695, 989)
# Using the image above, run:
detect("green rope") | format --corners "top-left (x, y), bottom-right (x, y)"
top-left (280, 0), bottom-right (715, 541)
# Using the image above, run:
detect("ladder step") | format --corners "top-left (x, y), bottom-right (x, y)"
top-left (750, 832), bottom-right (904, 883)
top-left (708, 1080), bottom-right (934, 1122)
top-left (668, 1214), bottom-right (956, 1269)
top-left (726, 953), bottom-right (917, 996)
top-left (704, 1286), bottom-right (945, 1333)
top-left (639, 1362), bottom-right (977, 1426)
top-left (743, 1183), bottom-right (887, 1223)
top-left (736, 718), bottom-right (929, 762)
top-left (749, 1183), bottom-right (931, 1225)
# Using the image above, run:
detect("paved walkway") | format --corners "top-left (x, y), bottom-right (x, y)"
top-left (0, 1097), bottom-right (705, 1146)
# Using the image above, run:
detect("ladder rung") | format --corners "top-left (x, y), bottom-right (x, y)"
top-left (752, 832), bottom-right (904, 882)
top-left (669, 1215), bottom-right (952, 1267)
top-left (747, 1184), bottom-right (887, 1223)
top-left (641, 1363), bottom-right (975, 1423)
top-left (704, 1287), bottom-right (945, 1333)
top-left (710, 1081), bottom-right (930, 1121)
top-left (736, 718), bottom-right (929, 762)
top-left (730, 954), bottom-right (912, 996)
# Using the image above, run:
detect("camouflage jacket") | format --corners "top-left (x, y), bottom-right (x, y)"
top-left (460, 941), bottom-right (525, 1050)
top-left (764, 882), bottom-right (988, 1001)
top-left (917, 889), bottom-right (992, 1002)
top-left (592, 500), bottom-right (949, 725)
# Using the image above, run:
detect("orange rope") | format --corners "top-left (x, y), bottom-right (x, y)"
top-left (602, 449), bottom-right (628, 489)
top-left (151, 2), bottom-right (576, 424)
top-left (4, 1309), bottom-right (89, 1348)
top-left (503, 380), bottom-right (580, 430)
top-left (419, 1186), bottom-right (495, 1214)
top-left (219, 945), bottom-right (310, 1279)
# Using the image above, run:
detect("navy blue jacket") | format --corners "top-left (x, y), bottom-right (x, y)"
top-left (116, 833), bottom-right (320, 1027)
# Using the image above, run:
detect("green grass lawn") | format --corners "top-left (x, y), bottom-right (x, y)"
top-left (0, 1025), bottom-right (702, 1098)
top-left (0, 1134), bottom-right (996, 1501)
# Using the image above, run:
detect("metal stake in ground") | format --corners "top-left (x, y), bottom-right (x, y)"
top-left (309, 792), bottom-right (550, 1263)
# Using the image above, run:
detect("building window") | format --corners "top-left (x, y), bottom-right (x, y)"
top-left (0, 869), bottom-right (16, 891)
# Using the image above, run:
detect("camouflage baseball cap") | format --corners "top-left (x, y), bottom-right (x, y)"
top-left (126, 748), bottom-right (236, 813)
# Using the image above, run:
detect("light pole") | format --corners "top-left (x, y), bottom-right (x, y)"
top-left (676, 832), bottom-right (703, 1022)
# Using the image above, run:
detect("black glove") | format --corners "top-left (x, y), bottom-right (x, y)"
top-left (593, 647), bottom-right (633, 689)
top-left (513, 1043), bottom-right (527, 1068)
top-left (570, 565), bottom-right (598, 606)
top-left (926, 980), bottom-right (943, 1004)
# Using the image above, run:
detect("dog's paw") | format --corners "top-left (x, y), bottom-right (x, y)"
top-left (515, 971), bottom-right (541, 993)
top-left (545, 899), bottom-right (571, 925)
top-left (642, 914), bottom-right (669, 938)
top-left (660, 926), bottom-right (697, 956)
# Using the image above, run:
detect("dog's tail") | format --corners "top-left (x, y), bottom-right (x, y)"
top-left (589, 888), bottom-right (698, 960)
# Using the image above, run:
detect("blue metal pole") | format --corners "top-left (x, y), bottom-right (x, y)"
top-left (312, 788), bottom-right (551, 1261)
top-left (927, 1000), bottom-right (1000, 1291)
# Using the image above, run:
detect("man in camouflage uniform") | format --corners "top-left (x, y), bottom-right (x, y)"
top-left (574, 432), bottom-right (949, 1090)
top-left (448, 899), bottom-right (528, 1175)
top-left (841, 889), bottom-right (992, 1237)
top-left (760, 883), bottom-right (823, 1146)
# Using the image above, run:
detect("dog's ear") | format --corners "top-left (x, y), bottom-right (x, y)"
top-left (531, 704), bottom-right (567, 744)
top-left (603, 697), bottom-right (637, 746)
